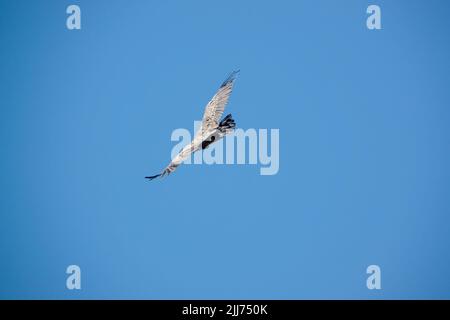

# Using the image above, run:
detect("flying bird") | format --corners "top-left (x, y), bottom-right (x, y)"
top-left (146, 70), bottom-right (239, 180)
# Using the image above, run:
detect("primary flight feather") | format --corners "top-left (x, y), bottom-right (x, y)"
top-left (146, 70), bottom-right (239, 180)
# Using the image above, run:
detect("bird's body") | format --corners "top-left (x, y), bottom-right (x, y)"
top-left (146, 71), bottom-right (239, 180)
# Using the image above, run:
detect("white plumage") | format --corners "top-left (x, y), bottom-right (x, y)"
top-left (146, 71), bottom-right (239, 180)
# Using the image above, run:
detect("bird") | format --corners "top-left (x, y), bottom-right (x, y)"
top-left (145, 70), bottom-right (239, 180)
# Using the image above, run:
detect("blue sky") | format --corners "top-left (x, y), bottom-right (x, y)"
top-left (1, 0), bottom-right (450, 299)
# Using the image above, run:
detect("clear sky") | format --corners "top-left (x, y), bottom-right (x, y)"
top-left (1, 0), bottom-right (450, 299)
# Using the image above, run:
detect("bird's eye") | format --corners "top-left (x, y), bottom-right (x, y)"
top-left (210, 135), bottom-right (216, 141)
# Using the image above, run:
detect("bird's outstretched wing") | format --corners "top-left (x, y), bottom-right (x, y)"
top-left (199, 70), bottom-right (239, 133)
top-left (145, 136), bottom-right (203, 180)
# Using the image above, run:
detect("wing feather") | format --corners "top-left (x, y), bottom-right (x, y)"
top-left (145, 135), bottom-right (203, 180)
top-left (200, 70), bottom-right (239, 132)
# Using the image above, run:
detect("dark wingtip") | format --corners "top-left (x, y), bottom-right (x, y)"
top-left (222, 113), bottom-right (232, 121)
top-left (145, 174), bottom-right (162, 181)
top-left (220, 70), bottom-right (240, 87)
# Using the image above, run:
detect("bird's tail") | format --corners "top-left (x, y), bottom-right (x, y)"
top-left (218, 113), bottom-right (236, 133)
